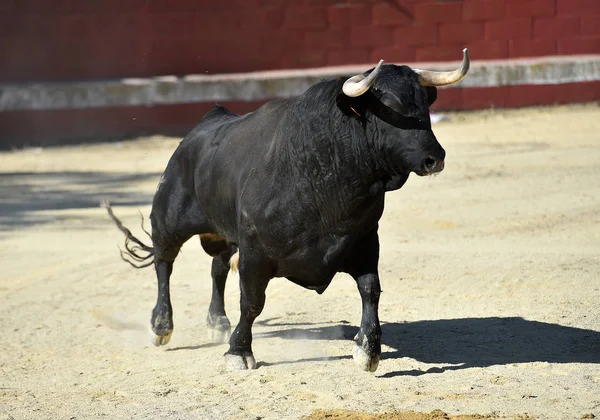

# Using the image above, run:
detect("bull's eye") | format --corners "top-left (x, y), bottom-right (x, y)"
top-left (381, 96), bottom-right (403, 114)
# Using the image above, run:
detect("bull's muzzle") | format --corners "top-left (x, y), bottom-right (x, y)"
top-left (420, 155), bottom-right (445, 175)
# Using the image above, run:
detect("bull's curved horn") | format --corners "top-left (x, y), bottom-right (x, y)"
top-left (342, 59), bottom-right (384, 97)
top-left (414, 48), bottom-right (470, 87)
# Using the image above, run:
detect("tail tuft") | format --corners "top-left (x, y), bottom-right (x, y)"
top-left (102, 201), bottom-right (155, 269)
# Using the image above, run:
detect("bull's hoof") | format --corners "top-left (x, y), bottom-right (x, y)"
top-left (150, 328), bottom-right (173, 346)
top-left (225, 353), bottom-right (257, 370)
top-left (151, 311), bottom-right (173, 346)
top-left (206, 315), bottom-right (231, 344)
top-left (352, 342), bottom-right (379, 372)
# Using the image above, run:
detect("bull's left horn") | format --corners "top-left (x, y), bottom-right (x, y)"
top-left (342, 59), bottom-right (384, 97)
top-left (414, 48), bottom-right (470, 87)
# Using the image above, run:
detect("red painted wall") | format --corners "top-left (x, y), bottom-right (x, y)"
top-left (1, 0), bottom-right (599, 83)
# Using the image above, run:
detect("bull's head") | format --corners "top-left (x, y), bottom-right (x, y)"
top-left (340, 49), bottom-right (470, 178)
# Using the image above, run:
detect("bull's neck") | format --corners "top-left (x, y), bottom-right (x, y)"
top-left (280, 84), bottom-right (387, 216)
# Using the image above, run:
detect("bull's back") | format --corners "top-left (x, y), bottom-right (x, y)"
top-left (187, 101), bottom-right (289, 160)
top-left (173, 101), bottom-right (291, 241)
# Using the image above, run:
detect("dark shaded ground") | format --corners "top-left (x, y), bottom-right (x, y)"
top-left (0, 170), bottom-right (159, 229)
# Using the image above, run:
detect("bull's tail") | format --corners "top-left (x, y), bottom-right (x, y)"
top-left (101, 201), bottom-right (155, 269)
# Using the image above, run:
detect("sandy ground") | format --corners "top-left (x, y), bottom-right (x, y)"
top-left (0, 104), bottom-right (599, 420)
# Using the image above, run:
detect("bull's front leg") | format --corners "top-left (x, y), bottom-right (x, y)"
top-left (224, 251), bottom-right (271, 370)
top-left (353, 272), bottom-right (382, 372)
top-left (347, 230), bottom-right (382, 372)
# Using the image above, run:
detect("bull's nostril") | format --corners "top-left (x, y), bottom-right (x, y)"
top-left (423, 156), bottom-right (436, 170)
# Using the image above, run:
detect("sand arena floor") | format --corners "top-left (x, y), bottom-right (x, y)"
top-left (0, 104), bottom-right (599, 419)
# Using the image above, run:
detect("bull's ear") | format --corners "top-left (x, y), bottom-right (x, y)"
top-left (426, 86), bottom-right (438, 106)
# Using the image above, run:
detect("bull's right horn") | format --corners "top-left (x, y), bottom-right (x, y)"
top-left (414, 48), bottom-right (470, 87)
top-left (342, 59), bottom-right (384, 97)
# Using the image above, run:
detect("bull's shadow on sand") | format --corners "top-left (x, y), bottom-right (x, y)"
top-left (254, 317), bottom-right (600, 377)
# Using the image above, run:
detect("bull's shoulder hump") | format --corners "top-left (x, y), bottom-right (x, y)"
top-left (202, 99), bottom-right (293, 127)
top-left (254, 98), bottom-right (294, 116)
top-left (200, 104), bottom-right (240, 125)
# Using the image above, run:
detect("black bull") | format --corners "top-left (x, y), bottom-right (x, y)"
top-left (105, 51), bottom-right (470, 372)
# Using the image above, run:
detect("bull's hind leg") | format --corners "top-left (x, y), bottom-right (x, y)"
top-left (150, 231), bottom-right (192, 346)
top-left (149, 185), bottom-right (207, 346)
top-left (203, 239), bottom-right (238, 343)
top-left (102, 200), bottom-right (183, 346)
top-left (151, 257), bottom-right (177, 346)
